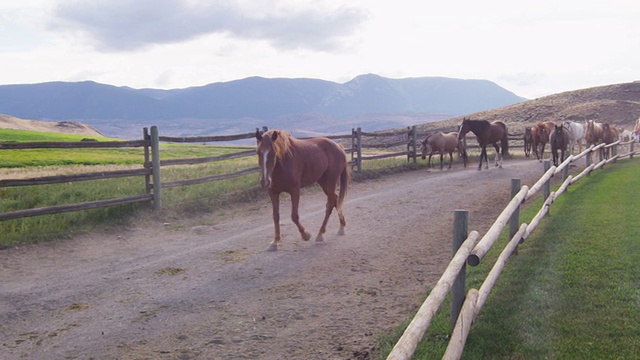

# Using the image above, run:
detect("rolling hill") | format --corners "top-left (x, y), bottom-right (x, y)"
top-left (2, 79), bottom-right (639, 141)
top-left (414, 81), bottom-right (640, 136)
top-left (0, 75), bottom-right (525, 139)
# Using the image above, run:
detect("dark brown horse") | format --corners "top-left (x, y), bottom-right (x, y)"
top-left (457, 118), bottom-right (509, 170)
top-left (550, 124), bottom-right (569, 166)
top-left (531, 122), bottom-right (550, 162)
top-left (523, 127), bottom-right (533, 158)
top-left (255, 130), bottom-right (350, 251)
top-left (421, 131), bottom-right (468, 169)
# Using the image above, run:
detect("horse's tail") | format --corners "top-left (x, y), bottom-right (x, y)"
top-left (501, 132), bottom-right (509, 157)
top-left (338, 163), bottom-right (350, 209)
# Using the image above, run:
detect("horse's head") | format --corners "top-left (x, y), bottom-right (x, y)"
top-left (255, 130), bottom-right (279, 189)
top-left (457, 118), bottom-right (470, 140)
top-left (553, 124), bottom-right (565, 144)
top-left (420, 135), bottom-right (432, 159)
top-left (535, 123), bottom-right (549, 142)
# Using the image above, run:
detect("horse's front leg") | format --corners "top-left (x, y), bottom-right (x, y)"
top-left (478, 147), bottom-right (486, 171)
top-left (267, 192), bottom-right (281, 251)
top-left (290, 189), bottom-right (311, 241)
top-left (439, 152), bottom-right (444, 170)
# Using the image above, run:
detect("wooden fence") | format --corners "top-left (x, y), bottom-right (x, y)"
top-left (386, 139), bottom-right (636, 359)
top-left (0, 125), bottom-right (444, 221)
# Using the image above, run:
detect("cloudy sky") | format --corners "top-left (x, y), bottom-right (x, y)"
top-left (1, 0), bottom-right (639, 99)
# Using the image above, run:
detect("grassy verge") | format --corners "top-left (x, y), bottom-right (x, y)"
top-left (379, 157), bottom-right (640, 359)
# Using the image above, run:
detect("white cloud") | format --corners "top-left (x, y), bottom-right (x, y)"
top-left (49, 0), bottom-right (366, 52)
top-left (1, 0), bottom-right (640, 98)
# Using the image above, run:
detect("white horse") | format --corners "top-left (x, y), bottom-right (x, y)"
top-left (634, 117), bottom-right (640, 142)
top-left (563, 120), bottom-right (585, 154)
top-left (619, 129), bottom-right (634, 142)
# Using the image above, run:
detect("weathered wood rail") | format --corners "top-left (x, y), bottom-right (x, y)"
top-left (0, 125), bottom-right (430, 221)
top-left (387, 139), bottom-right (636, 360)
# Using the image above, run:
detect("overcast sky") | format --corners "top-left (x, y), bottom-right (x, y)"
top-left (1, 0), bottom-right (639, 99)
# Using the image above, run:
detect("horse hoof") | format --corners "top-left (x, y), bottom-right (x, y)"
top-left (337, 227), bottom-right (345, 236)
top-left (266, 243), bottom-right (278, 252)
top-left (302, 232), bottom-right (311, 241)
top-left (315, 234), bottom-right (324, 242)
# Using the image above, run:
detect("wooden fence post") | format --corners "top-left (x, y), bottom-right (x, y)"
top-left (631, 141), bottom-right (635, 159)
top-left (586, 149), bottom-right (592, 169)
top-left (356, 127), bottom-right (362, 173)
top-left (150, 126), bottom-right (161, 210)
top-left (351, 128), bottom-right (356, 169)
top-left (509, 179), bottom-right (521, 254)
top-left (452, 209), bottom-right (468, 331)
top-left (543, 160), bottom-right (551, 202)
top-left (143, 127), bottom-right (151, 196)
top-left (408, 125), bottom-right (417, 165)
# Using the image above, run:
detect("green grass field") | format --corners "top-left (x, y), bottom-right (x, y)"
top-left (379, 157), bottom-right (640, 359)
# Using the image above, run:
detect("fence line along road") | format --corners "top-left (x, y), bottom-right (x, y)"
top-left (0, 125), bottom-right (435, 221)
top-left (387, 138), bottom-right (636, 360)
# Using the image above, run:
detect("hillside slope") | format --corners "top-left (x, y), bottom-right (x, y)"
top-left (0, 114), bottom-right (104, 137)
top-left (415, 81), bottom-right (640, 135)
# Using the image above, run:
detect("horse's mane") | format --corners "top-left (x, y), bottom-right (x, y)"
top-left (264, 130), bottom-right (293, 159)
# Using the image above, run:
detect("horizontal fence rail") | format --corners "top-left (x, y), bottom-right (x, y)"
top-left (0, 125), bottom-right (428, 220)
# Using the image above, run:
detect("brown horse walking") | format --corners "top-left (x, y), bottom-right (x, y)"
top-left (601, 123), bottom-right (619, 159)
top-left (531, 122), bottom-right (551, 162)
top-left (457, 118), bottom-right (509, 170)
top-left (584, 120), bottom-right (603, 147)
top-left (421, 131), bottom-right (468, 169)
top-left (255, 130), bottom-right (350, 251)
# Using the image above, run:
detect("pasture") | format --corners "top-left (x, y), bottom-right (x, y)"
top-left (380, 157), bottom-right (640, 359)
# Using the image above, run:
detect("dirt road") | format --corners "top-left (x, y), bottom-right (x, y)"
top-left (1, 159), bottom-right (561, 359)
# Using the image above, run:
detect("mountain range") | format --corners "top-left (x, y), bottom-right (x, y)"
top-left (0, 74), bottom-right (526, 139)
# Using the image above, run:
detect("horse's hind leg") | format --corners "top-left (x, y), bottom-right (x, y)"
top-left (493, 143), bottom-right (502, 168)
top-left (290, 189), bottom-right (311, 242)
top-left (316, 180), bottom-right (339, 242)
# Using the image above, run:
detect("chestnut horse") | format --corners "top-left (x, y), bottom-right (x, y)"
top-left (255, 130), bottom-right (349, 251)
top-left (457, 118), bottom-right (509, 170)
top-left (584, 120), bottom-right (603, 147)
top-left (531, 122), bottom-right (553, 162)
top-left (523, 127), bottom-right (533, 158)
top-left (421, 131), bottom-right (468, 169)
top-left (550, 124), bottom-right (569, 166)
top-left (601, 123), bottom-right (619, 159)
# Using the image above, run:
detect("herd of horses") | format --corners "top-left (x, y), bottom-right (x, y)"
top-left (255, 117), bottom-right (639, 250)
top-left (524, 119), bottom-right (635, 166)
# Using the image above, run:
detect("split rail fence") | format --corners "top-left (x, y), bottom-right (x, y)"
top-left (0, 125), bottom-right (468, 221)
top-left (386, 139), bottom-right (637, 359)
